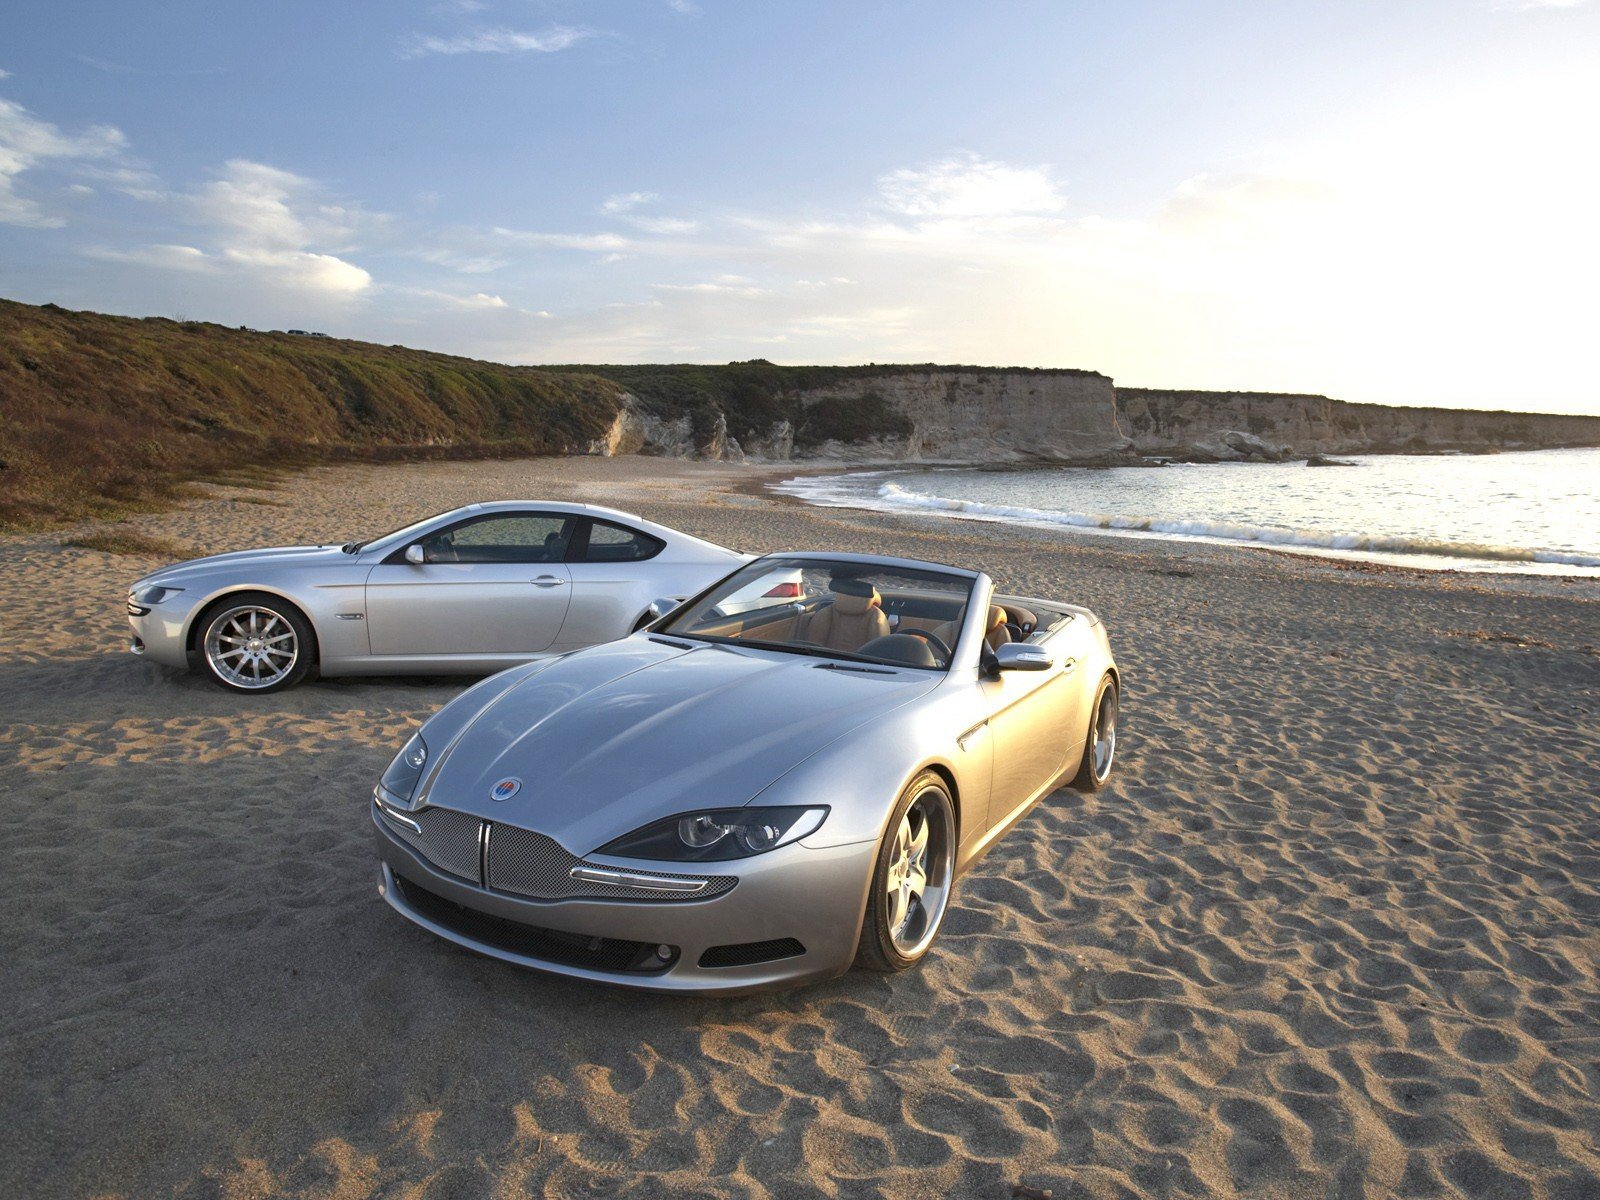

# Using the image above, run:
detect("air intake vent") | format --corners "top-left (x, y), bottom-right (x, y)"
top-left (698, 938), bottom-right (805, 969)
top-left (393, 874), bottom-right (671, 973)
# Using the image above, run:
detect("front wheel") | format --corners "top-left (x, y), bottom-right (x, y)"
top-left (1071, 674), bottom-right (1118, 792)
top-left (855, 772), bottom-right (957, 973)
top-left (198, 594), bottom-right (315, 693)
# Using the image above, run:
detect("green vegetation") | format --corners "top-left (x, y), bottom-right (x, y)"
top-left (0, 299), bottom-right (626, 528)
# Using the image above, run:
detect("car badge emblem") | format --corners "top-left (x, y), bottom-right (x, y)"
top-left (490, 777), bottom-right (522, 802)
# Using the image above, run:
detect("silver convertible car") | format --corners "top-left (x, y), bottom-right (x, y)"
top-left (125, 502), bottom-right (746, 692)
top-left (372, 551), bottom-right (1119, 993)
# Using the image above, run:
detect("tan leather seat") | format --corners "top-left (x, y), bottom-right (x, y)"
top-left (933, 604), bottom-right (1013, 653)
top-left (984, 604), bottom-right (1012, 651)
top-left (805, 585), bottom-right (890, 653)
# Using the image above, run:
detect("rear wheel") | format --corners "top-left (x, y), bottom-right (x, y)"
top-left (1071, 674), bottom-right (1118, 791)
top-left (197, 593), bottom-right (315, 694)
top-left (855, 772), bottom-right (957, 973)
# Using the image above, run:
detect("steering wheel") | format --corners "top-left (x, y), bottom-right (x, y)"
top-left (900, 627), bottom-right (952, 664)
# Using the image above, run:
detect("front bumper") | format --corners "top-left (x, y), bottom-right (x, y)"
top-left (127, 599), bottom-right (193, 669)
top-left (372, 808), bottom-right (877, 994)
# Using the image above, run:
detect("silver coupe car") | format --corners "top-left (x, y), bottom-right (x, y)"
top-left (126, 502), bottom-right (746, 692)
top-left (372, 551), bottom-right (1119, 993)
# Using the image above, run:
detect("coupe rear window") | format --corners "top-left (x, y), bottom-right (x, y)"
top-left (574, 519), bottom-right (664, 563)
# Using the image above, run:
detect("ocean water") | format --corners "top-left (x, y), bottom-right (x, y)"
top-left (776, 447), bottom-right (1600, 575)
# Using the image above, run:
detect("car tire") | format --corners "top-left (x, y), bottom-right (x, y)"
top-left (195, 592), bottom-right (316, 694)
top-left (1070, 674), bottom-right (1118, 792)
top-left (855, 771), bottom-right (957, 973)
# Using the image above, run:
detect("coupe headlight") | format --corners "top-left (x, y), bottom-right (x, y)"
top-left (131, 584), bottom-right (184, 605)
top-left (379, 732), bottom-right (429, 804)
top-left (598, 806), bottom-right (829, 862)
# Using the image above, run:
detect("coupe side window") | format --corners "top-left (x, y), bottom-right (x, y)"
top-left (421, 514), bottom-right (574, 564)
top-left (574, 519), bottom-right (665, 563)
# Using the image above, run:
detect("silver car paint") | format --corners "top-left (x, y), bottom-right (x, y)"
top-left (372, 552), bottom-right (1119, 993)
top-left (126, 502), bottom-right (746, 678)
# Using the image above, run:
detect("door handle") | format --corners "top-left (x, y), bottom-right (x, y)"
top-left (530, 576), bottom-right (567, 588)
top-left (1061, 657), bottom-right (1077, 674)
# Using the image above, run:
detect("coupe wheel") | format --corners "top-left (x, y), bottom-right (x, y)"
top-left (198, 594), bottom-right (314, 693)
top-left (1071, 674), bottom-right (1118, 792)
top-left (855, 771), bottom-right (956, 972)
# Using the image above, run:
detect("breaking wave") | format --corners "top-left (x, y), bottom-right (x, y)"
top-left (869, 482), bottom-right (1600, 567)
top-left (775, 471), bottom-right (1600, 570)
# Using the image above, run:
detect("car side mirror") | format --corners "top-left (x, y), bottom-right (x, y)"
top-left (645, 597), bottom-right (680, 622)
top-left (994, 642), bottom-right (1052, 672)
top-left (404, 544), bottom-right (426, 565)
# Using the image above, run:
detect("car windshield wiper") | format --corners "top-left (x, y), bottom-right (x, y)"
top-left (341, 540), bottom-right (365, 554)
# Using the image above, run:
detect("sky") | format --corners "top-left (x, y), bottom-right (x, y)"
top-left (1, 1), bottom-right (1597, 415)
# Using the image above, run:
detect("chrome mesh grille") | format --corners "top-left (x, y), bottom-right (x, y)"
top-left (382, 805), bottom-right (481, 881)
top-left (487, 823), bottom-right (736, 902)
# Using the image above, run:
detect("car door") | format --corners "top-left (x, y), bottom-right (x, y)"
top-left (364, 512), bottom-right (574, 657)
top-left (978, 632), bottom-right (1082, 832)
top-left (552, 517), bottom-right (669, 649)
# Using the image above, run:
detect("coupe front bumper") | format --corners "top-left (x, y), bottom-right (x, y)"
top-left (126, 597), bottom-right (193, 669)
top-left (372, 807), bottom-right (877, 994)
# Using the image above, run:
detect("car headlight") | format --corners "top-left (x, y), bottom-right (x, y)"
top-left (378, 732), bottom-right (429, 805)
top-left (131, 584), bottom-right (184, 605)
top-left (598, 806), bottom-right (829, 862)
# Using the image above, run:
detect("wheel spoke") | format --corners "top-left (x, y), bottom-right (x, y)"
top-left (886, 881), bottom-right (908, 933)
top-left (908, 817), bottom-right (928, 860)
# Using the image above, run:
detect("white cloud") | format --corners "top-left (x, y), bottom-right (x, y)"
top-left (601, 191), bottom-right (657, 214)
top-left (666, 0), bottom-right (703, 15)
top-left (878, 153), bottom-right (1065, 220)
top-left (0, 97), bottom-right (127, 227)
top-left (0, 69), bottom-right (11, 80)
top-left (398, 286), bottom-right (510, 310)
top-left (97, 159), bottom-right (379, 296)
top-left (625, 214), bottom-right (702, 235)
top-left (400, 25), bottom-right (592, 59)
top-left (82, 243), bottom-right (217, 272)
top-left (491, 227), bottom-right (630, 252)
top-left (220, 247), bottom-right (371, 294)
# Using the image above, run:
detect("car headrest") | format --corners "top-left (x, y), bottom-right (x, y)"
top-left (833, 586), bottom-right (882, 616)
top-left (988, 604), bottom-right (1007, 630)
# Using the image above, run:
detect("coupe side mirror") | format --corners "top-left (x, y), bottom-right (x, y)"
top-left (645, 597), bottom-right (680, 622)
top-left (404, 544), bottom-right (426, 565)
top-left (993, 642), bottom-right (1052, 672)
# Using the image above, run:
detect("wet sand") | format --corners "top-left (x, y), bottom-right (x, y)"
top-left (2, 454), bottom-right (1598, 1199)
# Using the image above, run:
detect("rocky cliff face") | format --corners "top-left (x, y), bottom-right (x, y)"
top-left (792, 370), bottom-right (1125, 461)
top-left (1116, 389), bottom-right (1600, 460)
top-left (586, 371), bottom-right (1600, 465)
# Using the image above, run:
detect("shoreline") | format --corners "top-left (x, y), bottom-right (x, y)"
top-left (754, 455), bottom-right (1600, 593)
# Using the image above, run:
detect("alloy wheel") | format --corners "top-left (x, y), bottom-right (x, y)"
top-left (205, 605), bottom-right (299, 689)
top-left (884, 787), bottom-right (954, 957)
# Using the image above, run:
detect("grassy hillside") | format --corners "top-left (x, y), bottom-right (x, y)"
top-left (0, 300), bottom-right (631, 528)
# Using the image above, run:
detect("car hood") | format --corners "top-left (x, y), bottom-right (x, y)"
top-left (416, 636), bottom-right (939, 854)
top-left (133, 544), bottom-right (351, 589)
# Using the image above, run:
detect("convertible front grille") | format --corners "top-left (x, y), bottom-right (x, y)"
top-left (379, 804), bottom-right (736, 902)
top-left (488, 823), bottom-right (737, 902)
top-left (380, 805), bottom-right (482, 882)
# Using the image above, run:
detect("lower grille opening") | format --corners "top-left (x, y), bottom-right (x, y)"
top-left (394, 874), bottom-right (675, 974)
top-left (698, 938), bottom-right (806, 969)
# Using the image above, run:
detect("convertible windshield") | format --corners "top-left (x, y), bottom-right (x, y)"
top-left (660, 557), bottom-right (974, 670)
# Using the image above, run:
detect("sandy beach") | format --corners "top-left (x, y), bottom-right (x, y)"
top-left (3, 454), bottom-right (1598, 1200)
